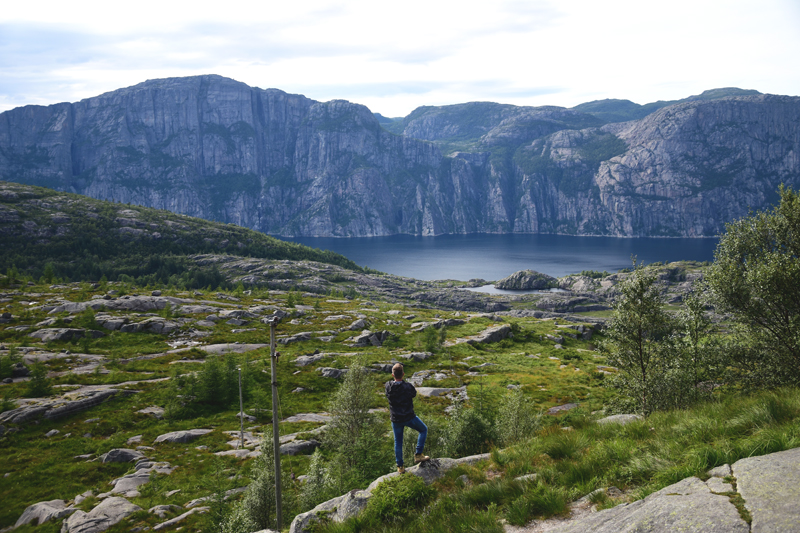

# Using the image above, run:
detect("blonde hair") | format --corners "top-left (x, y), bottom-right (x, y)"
top-left (392, 363), bottom-right (404, 379)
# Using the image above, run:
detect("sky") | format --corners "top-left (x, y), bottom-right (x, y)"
top-left (1, 0), bottom-right (799, 117)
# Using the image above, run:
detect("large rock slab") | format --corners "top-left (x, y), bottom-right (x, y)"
top-left (154, 429), bottom-right (212, 444)
top-left (29, 328), bottom-right (105, 342)
top-left (61, 496), bottom-right (141, 533)
top-left (15, 499), bottom-right (76, 527)
top-left (545, 477), bottom-right (748, 533)
top-left (289, 490), bottom-right (371, 533)
top-left (0, 389), bottom-right (119, 424)
top-left (450, 324), bottom-right (512, 345)
top-left (495, 270), bottom-right (557, 290)
top-left (733, 447), bottom-right (800, 532)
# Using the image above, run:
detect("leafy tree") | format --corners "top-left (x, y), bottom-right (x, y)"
top-left (677, 290), bottom-right (718, 401)
top-left (706, 186), bottom-right (800, 388)
top-left (602, 262), bottom-right (677, 415)
top-left (322, 359), bottom-right (391, 493)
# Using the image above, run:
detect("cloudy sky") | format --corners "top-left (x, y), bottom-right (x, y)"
top-left (1, 0), bottom-right (798, 117)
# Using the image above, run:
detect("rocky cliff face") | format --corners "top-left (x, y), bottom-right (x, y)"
top-left (1, 75), bottom-right (798, 237)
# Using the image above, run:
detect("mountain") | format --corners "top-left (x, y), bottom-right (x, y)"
top-left (571, 87), bottom-right (761, 123)
top-left (0, 75), bottom-right (797, 237)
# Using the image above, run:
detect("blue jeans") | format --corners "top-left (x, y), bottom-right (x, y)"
top-left (391, 416), bottom-right (427, 467)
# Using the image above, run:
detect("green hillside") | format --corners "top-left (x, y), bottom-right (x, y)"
top-left (0, 181), bottom-right (362, 288)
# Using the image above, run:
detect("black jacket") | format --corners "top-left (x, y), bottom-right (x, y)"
top-left (385, 380), bottom-right (416, 423)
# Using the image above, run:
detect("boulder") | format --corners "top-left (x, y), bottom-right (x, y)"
top-left (100, 448), bottom-right (145, 463)
top-left (295, 353), bottom-right (330, 367)
top-left (495, 270), bottom-right (557, 290)
top-left (61, 496), bottom-right (141, 533)
top-left (547, 403), bottom-right (579, 415)
top-left (279, 332), bottom-right (313, 345)
top-left (280, 439), bottom-right (321, 456)
top-left (154, 429), bottom-right (212, 444)
top-left (396, 352), bottom-right (432, 362)
top-left (14, 499), bottom-right (76, 528)
top-left (317, 367), bottom-right (347, 379)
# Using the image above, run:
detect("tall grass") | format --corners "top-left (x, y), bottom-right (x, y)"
top-left (314, 388), bottom-right (800, 533)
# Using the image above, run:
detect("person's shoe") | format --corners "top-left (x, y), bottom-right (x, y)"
top-left (397, 466), bottom-right (405, 474)
top-left (414, 453), bottom-right (430, 463)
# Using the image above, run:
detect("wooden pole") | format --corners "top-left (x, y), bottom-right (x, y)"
top-left (270, 317), bottom-right (283, 530)
top-left (238, 367), bottom-right (244, 449)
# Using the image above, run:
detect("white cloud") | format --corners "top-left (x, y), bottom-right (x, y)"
top-left (1, 0), bottom-right (798, 116)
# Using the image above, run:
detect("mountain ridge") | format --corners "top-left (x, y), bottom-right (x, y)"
top-left (1, 75), bottom-right (797, 238)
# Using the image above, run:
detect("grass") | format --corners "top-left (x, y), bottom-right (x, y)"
top-left (1, 278), bottom-right (799, 532)
top-left (315, 388), bottom-right (800, 533)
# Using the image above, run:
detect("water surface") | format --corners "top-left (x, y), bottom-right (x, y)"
top-left (285, 234), bottom-right (718, 281)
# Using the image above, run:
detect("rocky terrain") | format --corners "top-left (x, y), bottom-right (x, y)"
top-left (1, 76), bottom-right (797, 237)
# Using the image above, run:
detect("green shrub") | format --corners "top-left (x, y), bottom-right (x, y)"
top-left (496, 388), bottom-right (542, 446)
top-left (367, 474), bottom-right (434, 522)
top-left (441, 402), bottom-right (497, 457)
top-left (24, 361), bottom-right (52, 397)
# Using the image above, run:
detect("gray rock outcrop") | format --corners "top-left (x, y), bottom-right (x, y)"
top-left (495, 270), bottom-right (557, 290)
top-left (61, 496), bottom-right (141, 533)
top-left (547, 477), bottom-right (748, 533)
top-left (154, 429), bottom-right (212, 444)
top-left (15, 499), bottom-right (76, 528)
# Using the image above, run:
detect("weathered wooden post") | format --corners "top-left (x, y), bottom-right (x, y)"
top-left (238, 367), bottom-right (244, 449)
top-left (269, 316), bottom-right (283, 529)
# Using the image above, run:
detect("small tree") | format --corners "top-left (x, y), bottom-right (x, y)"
top-left (323, 359), bottom-right (390, 492)
top-left (705, 185), bottom-right (800, 388)
top-left (678, 290), bottom-right (718, 401)
top-left (496, 388), bottom-right (542, 446)
top-left (603, 262), bottom-right (676, 415)
top-left (24, 362), bottom-right (52, 398)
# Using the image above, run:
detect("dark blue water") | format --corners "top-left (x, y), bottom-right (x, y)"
top-left (285, 234), bottom-right (719, 281)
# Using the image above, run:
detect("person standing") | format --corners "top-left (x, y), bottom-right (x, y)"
top-left (385, 363), bottom-right (430, 473)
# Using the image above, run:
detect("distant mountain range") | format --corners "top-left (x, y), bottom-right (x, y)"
top-left (0, 76), bottom-right (797, 237)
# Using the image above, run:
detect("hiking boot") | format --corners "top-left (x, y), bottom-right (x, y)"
top-left (397, 466), bottom-right (405, 474)
top-left (414, 453), bottom-right (430, 463)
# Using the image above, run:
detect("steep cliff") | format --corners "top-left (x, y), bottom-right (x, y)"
top-left (1, 75), bottom-right (798, 237)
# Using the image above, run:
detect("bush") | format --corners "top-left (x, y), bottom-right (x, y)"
top-left (367, 474), bottom-right (434, 522)
top-left (496, 388), bottom-right (542, 446)
top-left (441, 401), bottom-right (497, 457)
top-left (24, 361), bottom-right (52, 397)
